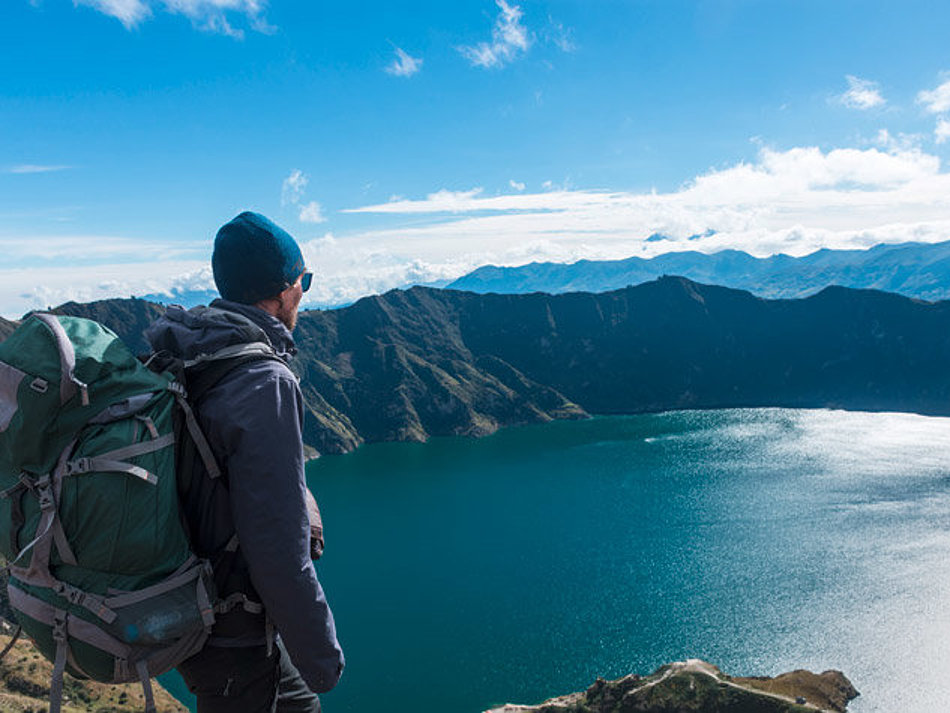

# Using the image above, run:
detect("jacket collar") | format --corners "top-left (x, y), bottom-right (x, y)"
top-left (210, 299), bottom-right (298, 360)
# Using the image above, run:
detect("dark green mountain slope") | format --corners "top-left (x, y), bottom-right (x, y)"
top-left (46, 298), bottom-right (166, 356)
top-left (6, 278), bottom-right (950, 454)
top-left (448, 277), bottom-right (950, 415)
top-left (292, 287), bottom-right (587, 453)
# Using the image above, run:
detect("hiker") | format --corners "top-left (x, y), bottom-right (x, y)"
top-left (145, 212), bottom-right (344, 712)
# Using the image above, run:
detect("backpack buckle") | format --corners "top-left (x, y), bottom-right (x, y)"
top-left (65, 458), bottom-right (91, 476)
top-left (35, 476), bottom-right (54, 510)
top-left (52, 611), bottom-right (68, 643)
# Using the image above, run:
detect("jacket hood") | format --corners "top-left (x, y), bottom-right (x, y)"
top-left (145, 299), bottom-right (297, 362)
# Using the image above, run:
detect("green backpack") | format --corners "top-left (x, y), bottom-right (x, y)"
top-left (0, 313), bottom-right (220, 713)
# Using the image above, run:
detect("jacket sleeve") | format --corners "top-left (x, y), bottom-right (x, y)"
top-left (213, 361), bottom-right (344, 693)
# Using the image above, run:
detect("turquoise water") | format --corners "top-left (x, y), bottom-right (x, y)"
top-left (166, 409), bottom-right (950, 712)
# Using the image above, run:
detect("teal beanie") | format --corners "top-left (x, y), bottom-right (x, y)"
top-left (212, 211), bottom-right (305, 304)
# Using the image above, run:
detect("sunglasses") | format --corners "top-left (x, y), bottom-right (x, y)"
top-left (300, 271), bottom-right (313, 293)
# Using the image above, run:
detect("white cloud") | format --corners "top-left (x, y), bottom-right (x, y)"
top-left (72, 0), bottom-right (271, 36)
top-left (459, 0), bottom-right (531, 69)
top-left (7, 144), bottom-right (950, 319)
top-left (838, 75), bottom-right (886, 110)
top-left (0, 258), bottom-right (208, 317)
top-left (874, 129), bottom-right (923, 152)
top-left (281, 170), bottom-right (328, 223)
top-left (546, 17), bottom-right (575, 53)
top-left (917, 78), bottom-right (950, 114)
top-left (0, 234), bottom-right (202, 264)
top-left (299, 201), bottom-right (326, 224)
top-left (385, 47), bottom-right (423, 78)
top-left (392, 188), bottom-right (486, 213)
top-left (75, 0), bottom-right (151, 28)
top-left (282, 169), bottom-right (308, 206)
top-left (166, 0), bottom-right (274, 37)
top-left (332, 145), bottom-right (950, 301)
top-left (509, 179), bottom-right (525, 191)
top-left (5, 164), bottom-right (72, 174)
top-left (936, 119), bottom-right (950, 145)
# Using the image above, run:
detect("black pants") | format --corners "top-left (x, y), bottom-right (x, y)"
top-left (178, 639), bottom-right (321, 713)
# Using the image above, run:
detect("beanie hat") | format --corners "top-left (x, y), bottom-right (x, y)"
top-left (212, 211), bottom-right (305, 304)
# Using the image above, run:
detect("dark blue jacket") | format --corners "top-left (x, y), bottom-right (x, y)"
top-left (145, 300), bottom-right (344, 694)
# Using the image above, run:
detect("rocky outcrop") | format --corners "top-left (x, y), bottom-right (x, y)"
top-left (486, 659), bottom-right (859, 713)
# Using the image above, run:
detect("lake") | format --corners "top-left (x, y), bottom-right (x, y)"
top-left (165, 408), bottom-right (950, 712)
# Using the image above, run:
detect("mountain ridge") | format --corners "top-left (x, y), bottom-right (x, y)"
top-left (7, 277), bottom-right (950, 455)
top-left (448, 240), bottom-right (950, 301)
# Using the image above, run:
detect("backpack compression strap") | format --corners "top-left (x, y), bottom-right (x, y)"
top-left (173, 344), bottom-right (288, 622)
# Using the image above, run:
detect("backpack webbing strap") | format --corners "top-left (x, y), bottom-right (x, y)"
top-left (49, 611), bottom-right (68, 713)
top-left (81, 432), bottom-right (175, 464)
top-left (214, 591), bottom-right (264, 615)
top-left (7, 442), bottom-right (79, 572)
top-left (195, 568), bottom-right (216, 628)
top-left (51, 517), bottom-right (77, 567)
top-left (67, 458), bottom-right (158, 485)
top-left (51, 580), bottom-right (116, 623)
top-left (0, 624), bottom-right (21, 662)
top-left (33, 314), bottom-right (89, 406)
top-left (136, 660), bottom-right (157, 713)
top-left (103, 558), bottom-right (203, 607)
top-left (182, 342), bottom-right (278, 369)
top-left (174, 344), bottom-right (286, 484)
top-left (9, 473), bottom-right (59, 574)
top-left (169, 384), bottom-right (221, 479)
top-left (184, 345), bottom-right (286, 406)
top-left (64, 433), bottom-right (176, 485)
top-left (88, 393), bottom-right (154, 425)
top-left (175, 345), bottom-right (286, 618)
top-left (9, 585), bottom-right (132, 660)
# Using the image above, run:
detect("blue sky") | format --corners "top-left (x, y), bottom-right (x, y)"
top-left (3, 0), bottom-right (950, 317)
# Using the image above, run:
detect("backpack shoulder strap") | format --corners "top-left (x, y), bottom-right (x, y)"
top-left (184, 343), bottom-right (286, 404)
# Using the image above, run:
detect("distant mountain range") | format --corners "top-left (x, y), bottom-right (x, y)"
top-left (138, 287), bottom-right (220, 309)
top-left (448, 240), bottom-right (950, 300)
top-left (8, 278), bottom-right (948, 455)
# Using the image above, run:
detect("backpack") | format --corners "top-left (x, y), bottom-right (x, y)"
top-left (0, 313), bottom-right (229, 713)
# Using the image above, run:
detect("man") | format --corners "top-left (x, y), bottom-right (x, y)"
top-left (145, 211), bottom-right (344, 712)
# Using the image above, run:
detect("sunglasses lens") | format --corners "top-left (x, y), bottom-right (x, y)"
top-left (301, 271), bottom-right (313, 293)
